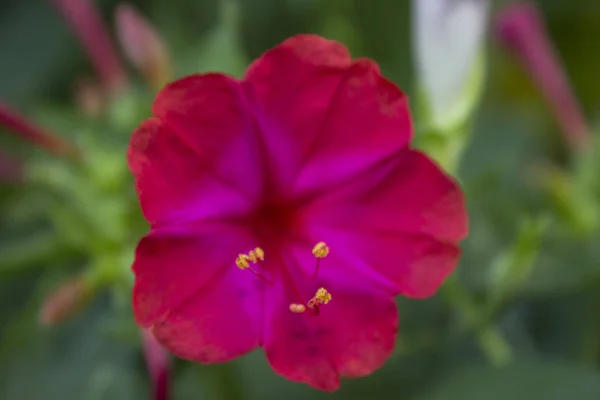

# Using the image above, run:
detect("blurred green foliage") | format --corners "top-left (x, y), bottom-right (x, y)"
top-left (2, 0), bottom-right (600, 399)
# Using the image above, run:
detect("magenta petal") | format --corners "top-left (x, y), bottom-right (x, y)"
top-left (264, 257), bottom-right (397, 390)
top-left (306, 228), bottom-right (460, 298)
top-left (128, 74), bottom-right (263, 225)
top-left (132, 221), bottom-right (258, 327)
top-left (293, 59), bottom-right (412, 195)
top-left (325, 287), bottom-right (397, 378)
top-left (242, 34), bottom-right (352, 192)
top-left (264, 307), bottom-right (339, 390)
top-left (303, 149), bottom-right (467, 243)
top-left (152, 267), bottom-right (262, 363)
top-left (300, 150), bottom-right (467, 297)
top-left (128, 117), bottom-right (256, 225)
top-left (243, 35), bottom-right (410, 196)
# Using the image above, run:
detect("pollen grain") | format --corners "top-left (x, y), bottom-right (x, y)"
top-left (312, 242), bottom-right (329, 258)
top-left (235, 254), bottom-right (251, 269)
top-left (249, 247), bottom-right (264, 263)
top-left (307, 287), bottom-right (332, 309)
top-left (289, 303), bottom-right (306, 313)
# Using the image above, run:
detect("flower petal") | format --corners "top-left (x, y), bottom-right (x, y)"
top-left (244, 35), bottom-right (410, 196)
top-left (242, 35), bottom-right (410, 195)
top-left (152, 267), bottom-right (263, 363)
top-left (242, 34), bottom-right (352, 192)
top-left (305, 228), bottom-right (461, 298)
top-left (292, 59), bottom-right (412, 196)
top-left (264, 256), bottom-right (397, 390)
top-left (300, 150), bottom-right (468, 297)
top-left (128, 74), bottom-right (263, 225)
top-left (132, 221), bottom-right (258, 327)
top-left (243, 35), bottom-right (411, 196)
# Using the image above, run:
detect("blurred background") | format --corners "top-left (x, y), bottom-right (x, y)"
top-left (1, 0), bottom-right (600, 399)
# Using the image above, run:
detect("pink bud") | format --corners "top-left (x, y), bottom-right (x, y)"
top-left (39, 276), bottom-right (92, 326)
top-left (496, 2), bottom-right (589, 152)
top-left (49, 0), bottom-right (128, 94)
top-left (74, 77), bottom-right (106, 118)
top-left (115, 4), bottom-right (172, 90)
top-left (0, 100), bottom-right (80, 159)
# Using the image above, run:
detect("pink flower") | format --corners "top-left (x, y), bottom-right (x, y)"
top-left (128, 35), bottom-right (468, 391)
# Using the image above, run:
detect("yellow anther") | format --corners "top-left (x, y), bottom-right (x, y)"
top-left (248, 252), bottom-right (257, 263)
top-left (289, 303), bottom-right (306, 313)
top-left (254, 247), bottom-right (264, 261)
top-left (249, 247), bottom-right (264, 263)
top-left (237, 247), bottom-right (264, 267)
top-left (312, 242), bottom-right (329, 258)
top-left (235, 247), bottom-right (274, 284)
top-left (307, 287), bottom-right (332, 309)
top-left (314, 287), bottom-right (332, 304)
top-left (235, 254), bottom-right (250, 269)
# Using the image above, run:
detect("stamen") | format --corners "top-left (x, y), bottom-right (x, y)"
top-left (235, 254), bottom-right (250, 269)
top-left (306, 287), bottom-right (332, 315)
top-left (311, 241), bottom-right (329, 278)
top-left (312, 242), bottom-right (329, 258)
top-left (289, 303), bottom-right (306, 313)
top-left (238, 245), bottom-right (334, 315)
top-left (247, 267), bottom-right (274, 285)
top-left (235, 247), bottom-right (272, 284)
top-left (308, 287), bottom-right (332, 307)
top-left (248, 247), bottom-right (264, 263)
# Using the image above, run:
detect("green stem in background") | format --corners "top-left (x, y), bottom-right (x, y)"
top-left (316, 0), bottom-right (362, 55)
top-left (212, 363), bottom-right (245, 400)
top-left (415, 123), bottom-right (470, 177)
top-left (443, 275), bottom-right (514, 367)
top-left (580, 290), bottom-right (600, 366)
top-left (485, 216), bottom-right (549, 314)
top-left (0, 231), bottom-right (71, 277)
top-left (477, 325), bottom-right (514, 367)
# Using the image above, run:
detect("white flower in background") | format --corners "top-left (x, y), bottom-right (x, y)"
top-left (413, 0), bottom-right (490, 130)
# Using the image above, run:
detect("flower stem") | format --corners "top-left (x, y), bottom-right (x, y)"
top-left (0, 232), bottom-right (68, 277)
top-left (213, 363), bottom-right (244, 400)
top-left (477, 325), bottom-right (513, 367)
top-left (443, 274), bottom-right (513, 366)
top-left (580, 291), bottom-right (600, 365)
top-left (141, 329), bottom-right (171, 400)
top-left (0, 100), bottom-right (80, 159)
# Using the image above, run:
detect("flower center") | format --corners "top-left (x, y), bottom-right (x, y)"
top-left (235, 242), bottom-right (331, 316)
top-left (253, 200), bottom-right (296, 237)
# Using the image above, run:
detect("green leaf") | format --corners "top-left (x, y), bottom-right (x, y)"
top-left (415, 360), bottom-right (600, 400)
